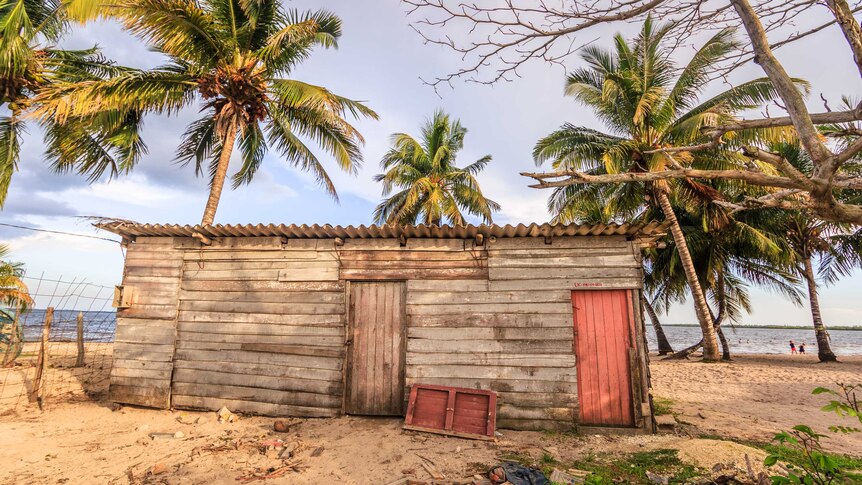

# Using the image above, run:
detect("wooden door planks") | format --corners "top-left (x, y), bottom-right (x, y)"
top-left (345, 282), bottom-right (406, 416)
top-left (572, 290), bottom-right (635, 427)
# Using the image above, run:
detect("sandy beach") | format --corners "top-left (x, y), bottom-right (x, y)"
top-left (650, 354), bottom-right (862, 454)
top-left (0, 350), bottom-right (860, 484)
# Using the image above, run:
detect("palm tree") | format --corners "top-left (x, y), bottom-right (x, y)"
top-left (533, 18), bottom-right (793, 361)
top-left (35, 3), bottom-right (377, 225)
top-left (0, 244), bottom-right (32, 309)
top-left (765, 144), bottom-right (862, 362)
top-left (0, 244), bottom-right (30, 366)
top-left (648, 199), bottom-right (802, 360)
top-left (0, 0), bottom-right (140, 206)
top-left (374, 110), bottom-right (499, 225)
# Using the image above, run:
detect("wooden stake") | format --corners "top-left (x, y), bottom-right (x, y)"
top-left (75, 312), bottom-right (84, 368)
top-left (30, 307), bottom-right (53, 409)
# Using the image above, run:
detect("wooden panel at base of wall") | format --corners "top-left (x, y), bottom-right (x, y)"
top-left (171, 395), bottom-right (340, 418)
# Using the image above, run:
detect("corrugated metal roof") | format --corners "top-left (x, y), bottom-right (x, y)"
top-left (95, 220), bottom-right (668, 240)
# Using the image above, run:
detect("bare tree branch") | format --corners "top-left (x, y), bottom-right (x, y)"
top-left (522, 168), bottom-right (862, 190)
top-left (825, 0), bottom-right (862, 78)
top-left (408, 0), bottom-right (862, 225)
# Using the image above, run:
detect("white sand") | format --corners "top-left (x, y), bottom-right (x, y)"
top-left (0, 351), bottom-right (858, 484)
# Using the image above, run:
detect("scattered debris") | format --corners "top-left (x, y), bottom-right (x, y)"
top-left (217, 406), bottom-right (238, 423)
top-left (150, 462), bottom-right (169, 475)
top-left (542, 446), bottom-right (560, 460)
top-left (488, 462), bottom-right (548, 485)
top-left (420, 461), bottom-right (444, 480)
top-left (236, 459), bottom-right (305, 482)
top-left (646, 470), bottom-right (670, 485)
top-left (549, 468), bottom-right (589, 484)
top-left (177, 414), bottom-right (202, 425)
top-left (273, 419), bottom-right (289, 433)
top-left (310, 446), bottom-right (324, 457)
top-left (384, 478), bottom-right (410, 485)
top-left (148, 431), bottom-right (184, 440)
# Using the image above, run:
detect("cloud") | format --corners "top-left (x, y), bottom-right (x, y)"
top-left (60, 175), bottom-right (193, 208)
top-left (3, 192), bottom-right (77, 217)
top-left (244, 169), bottom-right (299, 202)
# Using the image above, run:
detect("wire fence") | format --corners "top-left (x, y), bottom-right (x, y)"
top-left (0, 274), bottom-right (116, 413)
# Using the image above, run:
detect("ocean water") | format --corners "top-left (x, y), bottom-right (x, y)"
top-left (646, 325), bottom-right (862, 355)
top-left (8, 309), bottom-right (862, 355)
top-left (16, 309), bottom-right (116, 343)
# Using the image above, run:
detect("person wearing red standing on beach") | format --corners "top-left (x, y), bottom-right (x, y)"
top-left (789, 340), bottom-right (797, 354)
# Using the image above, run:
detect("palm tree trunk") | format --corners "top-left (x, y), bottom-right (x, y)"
top-left (643, 297), bottom-right (674, 355)
top-left (201, 121), bottom-right (238, 226)
top-left (665, 339), bottom-right (702, 360)
top-left (802, 256), bottom-right (838, 362)
top-left (714, 270), bottom-right (732, 361)
top-left (655, 189), bottom-right (720, 361)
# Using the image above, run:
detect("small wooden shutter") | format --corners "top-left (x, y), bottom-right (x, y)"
top-left (403, 384), bottom-right (497, 440)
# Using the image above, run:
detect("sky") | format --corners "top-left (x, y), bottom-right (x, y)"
top-left (2, 0), bottom-right (861, 326)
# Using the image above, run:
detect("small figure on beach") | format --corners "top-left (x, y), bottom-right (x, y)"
top-left (799, 342), bottom-right (806, 354)
top-left (789, 340), bottom-right (797, 354)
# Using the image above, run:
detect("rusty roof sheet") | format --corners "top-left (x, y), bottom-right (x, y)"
top-left (95, 220), bottom-right (668, 240)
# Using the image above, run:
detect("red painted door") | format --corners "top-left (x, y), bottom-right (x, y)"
top-left (572, 290), bottom-right (635, 427)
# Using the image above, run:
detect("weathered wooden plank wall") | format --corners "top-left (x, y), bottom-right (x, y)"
top-left (171, 238), bottom-right (344, 417)
top-left (111, 234), bottom-right (646, 432)
top-left (404, 235), bottom-right (640, 431)
top-left (110, 237), bottom-right (184, 407)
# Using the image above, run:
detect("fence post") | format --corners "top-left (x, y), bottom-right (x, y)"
top-left (29, 307), bottom-right (53, 409)
top-left (75, 312), bottom-right (85, 367)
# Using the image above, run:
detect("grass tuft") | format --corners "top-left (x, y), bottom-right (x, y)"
top-left (652, 397), bottom-right (676, 416)
top-left (571, 449), bottom-right (702, 484)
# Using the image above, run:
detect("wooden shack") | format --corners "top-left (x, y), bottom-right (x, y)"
top-left (98, 222), bottom-right (666, 433)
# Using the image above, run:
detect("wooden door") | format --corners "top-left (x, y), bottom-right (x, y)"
top-left (572, 289), bottom-right (635, 427)
top-left (346, 282), bottom-right (406, 415)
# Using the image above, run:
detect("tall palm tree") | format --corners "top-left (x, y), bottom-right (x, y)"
top-left (765, 143), bottom-right (862, 362)
top-left (648, 199), bottom-right (802, 360)
top-left (35, 3), bottom-right (377, 225)
top-left (0, 0), bottom-right (140, 206)
top-left (374, 110), bottom-right (499, 225)
top-left (533, 18), bottom-right (794, 361)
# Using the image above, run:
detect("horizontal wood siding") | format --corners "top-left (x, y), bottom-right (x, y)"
top-left (116, 235), bottom-right (645, 431)
top-left (171, 242), bottom-right (345, 417)
top-left (110, 238), bottom-right (183, 408)
top-left (405, 237), bottom-right (640, 431)
top-left (339, 242), bottom-right (488, 280)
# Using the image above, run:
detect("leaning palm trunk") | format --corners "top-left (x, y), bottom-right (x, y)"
top-left (802, 256), bottom-right (838, 362)
top-left (655, 189), bottom-right (720, 361)
top-left (713, 270), bottom-right (732, 361)
top-left (201, 122), bottom-right (238, 226)
top-left (643, 297), bottom-right (674, 355)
